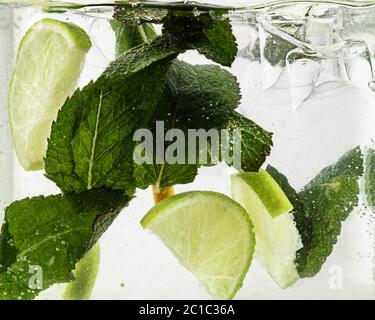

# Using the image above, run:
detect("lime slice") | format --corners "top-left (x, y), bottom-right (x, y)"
top-left (8, 18), bottom-right (91, 170)
top-left (141, 191), bottom-right (255, 299)
top-left (231, 170), bottom-right (302, 288)
top-left (63, 243), bottom-right (100, 300)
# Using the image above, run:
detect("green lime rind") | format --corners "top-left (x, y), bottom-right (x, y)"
top-left (231, 171), bottom-right (302, 288)
top-left (364, 148), bottom-right (375, 209)
top-left (63, 243), bottom-right (101, 300)
top-left (22, 18), bottom-right (92, 53)
top-left (8, 18), bottom-right (91, 170)
top-left (141, 191), bottom-right (255, 300)
top-left (235, 169), bottom-right (293, 218)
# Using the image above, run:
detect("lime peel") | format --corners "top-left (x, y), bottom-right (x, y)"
top-left (231, 170), bottom-right (302, 288)
top-left (8, 18), bottom-right (91, 170)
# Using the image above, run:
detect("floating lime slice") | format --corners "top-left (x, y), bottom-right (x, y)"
top-left (231, 170), bottom-right (302, 288)
top-left (63, 243), bottom-right (100, 300)
top-left (8, 18), bottom-right (91, 170)
top-left (141, 191), bottom-right (255, 299)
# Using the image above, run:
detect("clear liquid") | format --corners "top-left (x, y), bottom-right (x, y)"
top-left (1, 0), bottom-right (375, 299)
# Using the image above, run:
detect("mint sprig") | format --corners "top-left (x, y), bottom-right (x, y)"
top-left (267, 147), bottom-right (363, 278)
top-left (1, 8), bottom-right (273, 300)
top-left (162, 12), bottom-right (238, 66)
top-left (110, 19), bottom-right (157, 56)
top-left (0, 190), bottom-right (130, 300)
top-left (45, 38), bottom-right (180, 194)
top-left (114, 7), bottom-right (238, 66)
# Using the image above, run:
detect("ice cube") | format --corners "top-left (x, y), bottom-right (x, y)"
top-left (286, 48), bottom-right (321, 109)
top-left (286, 39), bottom-right (374, 110)
top-left (339, 40), bottom-right (374, 88)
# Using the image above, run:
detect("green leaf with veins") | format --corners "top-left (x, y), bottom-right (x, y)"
top-left (45, 37), bottom-right (180, 194)
top-left (0, 222), bottom-right (17, 273)
top-left (296, 146), bottom-right (363, 277)
top-left (0, 189), bottom-right (130, 300)
top-left (162, 12), bottom-right (238, 66)
top-left (227, 113), bottom-right (272, 172)
top-left (134, 60), bottom-right (272, 189)
top-left (113, 7), bottom-right (237, 66)
top-left (364, 148), bottom-right (375, 209)
top-left (110, 19), bottom-right (157, 56)
top-left (267, 147), bottom-right (363, 278)
top-left (134, 59), bottom-right (238, 189)
top-left (154, 60), bottom-right (241, 129)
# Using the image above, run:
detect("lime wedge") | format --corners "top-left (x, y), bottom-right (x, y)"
top-left (63, 243), bottom-right (100, 300)
top-left (231, 170), bottom-right (302, 288)
top-left (8, 18), bottom-right (91, 170)
top-left (141, 191), bottom-right (255, 299)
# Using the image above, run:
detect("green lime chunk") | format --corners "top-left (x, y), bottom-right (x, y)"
top-left (141, 191), bottom-right (255, 299)
top-left (8, 18), bottom-right (91, 170)
top-left (63, 243), bottom-right (100, 300)
top-left (231, 170), bottom-right (302, 288)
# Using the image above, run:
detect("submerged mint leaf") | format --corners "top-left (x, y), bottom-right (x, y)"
top-left (134, 157), bottom-right (198, 191)
top-left (266, 165), bottom-right (304, 214)
top-left (0, 222), bottom-right (17, 273)
top-left (268, 147), bottom-right (363, 278)
top-left (196, 14), bottom-right (238, 67)
top-left (110, 20), bottom-right (157, 56)
top-left (0, 189), bottom-right (130, 300)
top-left (227, 113), bottom-right (272, 172)
top-left (363, 148), bottom-right (375, 208)
top-left (162, 13), bottom-right (237, 66)
top-left (263, 33), bottom-right (296, 67)
top-left (134, 60), bottom-right (272, 189)
top-left (45, 37), bottom-right (180, 194)
top-left (113, 7), bottom-right (238, 66)
top-left (296, 146), bottom-right (363, 277)
top-left (153, 60), bottom-right (241, 129)
top-left (134, 59), bottom-right (237, 189)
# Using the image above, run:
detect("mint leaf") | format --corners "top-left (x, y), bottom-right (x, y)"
top-left (113, 7), bottom-right (238, 66)
top-left (296, 147), bottom-right (363, 277)
top-left (263, 33), bottom-right (296, 67)
top-left (364, 148), bottom-right (375, 208)
top-left (45, 38), bottom-right (180, 194)
top-left (110, 19), bottom-right (157, 56)
top-left (266, 165), bottom-right (304, 214)
top-left (0, 223), bottom-right (17, 273)
top-left (153, 60), bottom-right (241, 129)
top-left (134, 159), bottom-right (198, 190)
top-left (134, 60), bottom-right (272, 189)
top-left (267, 147), bottom-right (363, 278)
top-left (134, 60), bottom-right (240, 189)
top-left (227, 113), bottom-right (272, 172)
top-left (162, 12), bottom-right (238, 66)
top-left (0, 189), bottom-right (130, 300)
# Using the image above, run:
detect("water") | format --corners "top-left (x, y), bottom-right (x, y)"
top-left (1, 0), bottom-right (375, 299)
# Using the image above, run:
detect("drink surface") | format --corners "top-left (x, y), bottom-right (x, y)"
top-left (0, 0), bottom-right (375, 299)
